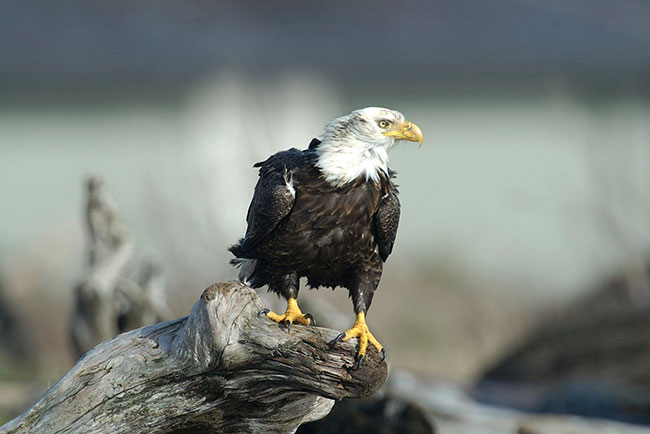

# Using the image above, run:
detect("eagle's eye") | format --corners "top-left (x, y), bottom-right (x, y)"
top-left (377, 120), bottom-right (391, 129)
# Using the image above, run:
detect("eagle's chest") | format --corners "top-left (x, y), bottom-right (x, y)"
top-left (273, 179), bottom-right (381, 262)
top-left (292, 181), bottom-right (379, 228)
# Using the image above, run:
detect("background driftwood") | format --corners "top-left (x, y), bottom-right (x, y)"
top-left (381, 370), bottom-right (650, 434)
top-left (0, 274), bottom-right (31, 361)
top-left (71, 176), bottom-right (172, 357)
top-left (2, 281), bottom-right (387, 434)
top-left (476, 268), bottom-right (650, 426)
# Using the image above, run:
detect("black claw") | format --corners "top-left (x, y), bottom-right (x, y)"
top-left (352, 354), bottom-right (364, 371)
top-left (258, 308), bottom-right (270, 317)
top-left (304, 313), bottom-right (316, 326)
top-left (380, 348), bottom-right (387, 362)
top-left (328, 332), bottom-right (346, 349)
top-left (286, 321), bottom-right (291, 334)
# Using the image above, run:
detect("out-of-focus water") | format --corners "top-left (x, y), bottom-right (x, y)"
top-left (1, 73), bottom-right (649, 306)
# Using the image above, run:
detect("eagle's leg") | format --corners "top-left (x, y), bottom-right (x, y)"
top-left (260, 272), bottom-right (314, 330)
top-left (329, 271), bottom-right (384, 368)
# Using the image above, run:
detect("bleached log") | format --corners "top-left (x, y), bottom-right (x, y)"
top-left (2, 281), bottom-right (387, 434)
top-left (383, 370), bottom-right (649, 434)
top-left (71, 176), bottom-right (171, 357)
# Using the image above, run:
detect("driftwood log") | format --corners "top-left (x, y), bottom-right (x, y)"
top-left (71, 176), bottom-right (171, 357)
top-left (476, 266), bottom-right (650, 425)
top-left (2, 281), bottom-right (387, 434)
top-left (383, 370), bottom-right (650, 434)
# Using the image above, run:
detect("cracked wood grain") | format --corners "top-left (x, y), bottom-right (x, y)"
top-left (1, 281), bottom-right (387, 434)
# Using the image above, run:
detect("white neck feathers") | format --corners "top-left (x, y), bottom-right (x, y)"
top-left (315, 139), bottom-right (389, 187)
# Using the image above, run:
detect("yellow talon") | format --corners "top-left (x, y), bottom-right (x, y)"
top-left (262, 298), bottom-right (313, 328)
top-left (338, 312), bottom-right (383, 358)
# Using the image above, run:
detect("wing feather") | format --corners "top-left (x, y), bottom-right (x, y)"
top-left (374, 185), bottom-right (400, 262)
top-left (233, 149), bottom-right (303, 255)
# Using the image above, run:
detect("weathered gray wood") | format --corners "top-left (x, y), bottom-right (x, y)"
top-left (71, 176), bottom-right (171, 357)
top-left (2, 281), bottom-right (387, 434)
top-left (382, 370), bottom-right (650, 434)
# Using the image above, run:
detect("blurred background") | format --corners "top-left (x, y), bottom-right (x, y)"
top-left (1, 0), bottom-right (650, 430)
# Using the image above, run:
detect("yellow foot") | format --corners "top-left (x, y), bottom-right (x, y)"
top-left (259, 298), bottom-right (314, 332)
top-left (328, 312), bottom-right (385, 369)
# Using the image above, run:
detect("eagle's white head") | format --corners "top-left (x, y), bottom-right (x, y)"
top-left (315, 107), bottom-right (423, 187)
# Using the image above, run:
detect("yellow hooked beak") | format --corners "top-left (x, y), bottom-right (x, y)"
top-left (382, 120), bottom-right (423, 147)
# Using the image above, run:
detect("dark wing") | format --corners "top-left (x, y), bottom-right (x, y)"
top-left (234, 149), bottom-right (303, 254)
top-left (374, 185), bottom-right (401, 262)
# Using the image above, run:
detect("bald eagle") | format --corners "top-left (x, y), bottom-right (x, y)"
top-left (230, 107), bottom-right (422, 366)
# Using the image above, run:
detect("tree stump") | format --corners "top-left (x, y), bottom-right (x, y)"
top-left (2, 281), bottom-right (387, 434)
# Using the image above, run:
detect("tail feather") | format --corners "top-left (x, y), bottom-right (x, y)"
top-left (230, 258), bottom-right (258, 285)
top-left (228, 240), bottom-right (247, 259)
